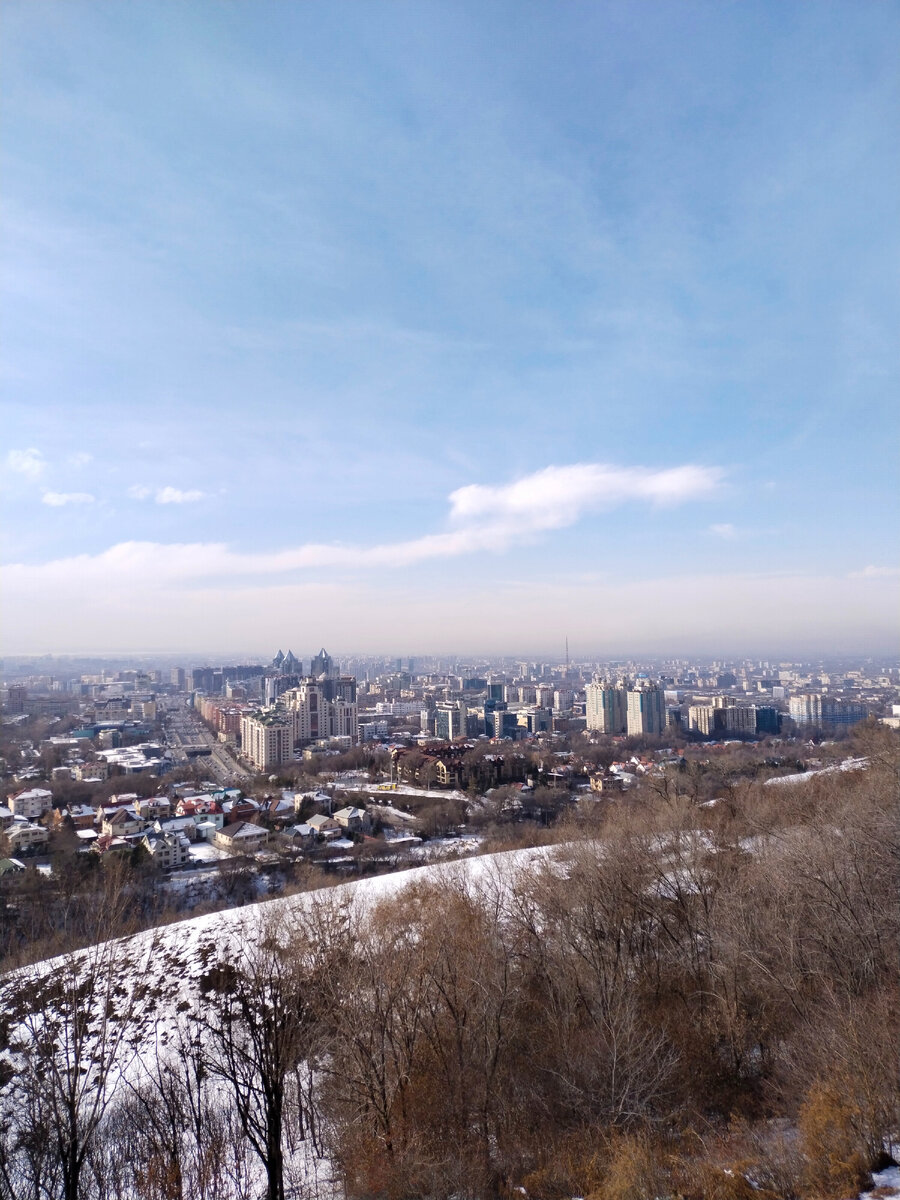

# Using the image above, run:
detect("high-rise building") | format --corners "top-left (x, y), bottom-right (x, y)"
top-left (789, 694), bottom-right (867, 727)
top-left (309, 648), bottom-right (334, 679)
top-left (240, 710), bottom-right (297, 771)
top-left (433, 701), bottom-right (467, 740)
top-left (723, 706), bottom-right (757, 735)
top-left (585, 684), bottom-right (627, 733)
top-left (626, 685), bottom-right (665, 737)
top-left (688, 704), bottom-right (717, 735)
top-left (283, 677), bottom-right (358, 745)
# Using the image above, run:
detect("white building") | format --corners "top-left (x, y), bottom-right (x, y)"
top-left (6, 822), bottom-right (50, 851)
top-left (240, 710), bottom-right (297, 771)
top-left (9, 788), bottom-right (53, 820)
top-left (141, 831), bottom-right (191, 870)
top-left (433, 702), bottom-right (467, 740)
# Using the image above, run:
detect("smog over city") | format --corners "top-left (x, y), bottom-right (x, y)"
top-left (1, 4), bottom-right (898, 1200)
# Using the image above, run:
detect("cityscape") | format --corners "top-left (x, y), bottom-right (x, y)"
top-left (1, 647), bottom-right (896, 869)
top-left (1, 1), bottom-right (898, 1199)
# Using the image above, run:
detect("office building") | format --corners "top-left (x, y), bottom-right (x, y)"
top-left (517, 706), bottom-right (552, 735)
top-left (309, 648), bottom-right (334, 679)
top-left (433, 701), bottom-right (467, 741)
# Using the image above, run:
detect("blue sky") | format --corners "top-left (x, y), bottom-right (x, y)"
top-left (2, 1), bottom-right (898, 655)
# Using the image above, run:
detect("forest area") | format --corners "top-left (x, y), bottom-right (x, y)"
top-left (0, 727), bottom-right (897, 1200)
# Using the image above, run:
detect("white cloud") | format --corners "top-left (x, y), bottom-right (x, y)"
top-left (41, 491), bottom-right (95, 507)
top-left (127, 485), bottom-right (206, 503)
top-left (68, 451), bottom-right (93, 467)
top-left (449, 463), bottom-right (722, 532)
top-left (709, 522), bottom-right (736, 538)
top-left (5, 447), bottom-right (46, 480)
top-left (155, 487), bottom-right (206, 504)
top-left (8, 461), bottom-right (723, 584)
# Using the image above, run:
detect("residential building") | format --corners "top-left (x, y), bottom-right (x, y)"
top-left (240, 710), bottom-right (297, 771)
top-left (626, 685), bottom-right (666, 737)
top-left (214, 821), bottom-right (269, 853)
top-left (283, 677), bottom-right (358, 746)
top-left (688, 705), bottom-right (717, 736)
top-left (333, 806), bottom-right (369, 833)
top-left (9, 788), bottom-right (53, 820)
top-left (585, 684), bottom-right (627, 734)
top-left (723, 706), bottom-right (758, 735)
top-left (789, 694), bottom-right (868, 727)
top-left (141, 831), bottom-right (191, 870)
top-left (307, 813), bottom-right (340, 837)
top-left (5, 823), bottom-right (50, 851)
top-left (100, 808), bottom-right (146, 838)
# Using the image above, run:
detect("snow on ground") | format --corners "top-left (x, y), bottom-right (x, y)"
top-left (382, 829), bottom-right (420, 845)
top-left (3, 842), bottom-right (556, 1059)
top-left (368, 802), bottom-right (419, 823)
top-left (861, 1165), bottom-right (900, 1198)
top-left (764, 756), bottom-right (868, 787)
top-left (335, 781), bottom-right (469, 802)
top-left (188, 841), bottom-right (230, 862)
top-left (0, 835), bottom-right (561, 1200)
top-left (411, 834), bottom-right (484, 860)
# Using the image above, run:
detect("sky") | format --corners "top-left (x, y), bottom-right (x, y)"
top-left (2, 0), bottom-right (898, 657)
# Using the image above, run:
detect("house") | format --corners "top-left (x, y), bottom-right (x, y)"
top-left (66, 804), bottom-right (98, 829)
top-left (5, 823), bottom-right (50, 851)
top-left (92, 834), bottom-right (130, 855)
top-left (141, 831), bottom-right (191, 870)
top-left (307, 813), bottom-right (340, 838)
top-left (0, 857), bottom-right (26, 876)
top-left (106, 792), bottom-right (141, 809)
top-left (134, 796), bottom-right (172, 819)
top-left (279, 823), bottom-right (315, 850)
top-left (333, 806), bottom-right (369, 833)
top-left (153, 816), bottom-right (198, 841)
top-left (175, 796), bottom-right (220, 818)
top-left (9, 789), bottom-right (53, 820)
top-left (0, 806), bottom-right (14, 831)
top-left (214, 821), bottom-right (269, 853)
top-left (195, 820), bottom-right (218, 842)
top-left (264, 795), bottom-right (296, 824)
top-left (100, 808), bottom-right (146, 838)
top-left (221, 798), bottom-right (260, 823)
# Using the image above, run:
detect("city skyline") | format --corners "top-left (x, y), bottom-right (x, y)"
top-left (2, 2), bottom-right (898, 654)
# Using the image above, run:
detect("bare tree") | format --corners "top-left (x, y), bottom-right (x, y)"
top-left (0, 931), bottom-right (156, 1200)
top-left (194, 909), bottom-right (322, 1200)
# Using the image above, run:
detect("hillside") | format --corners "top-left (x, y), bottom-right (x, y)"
top-left (1, 750), bottom-right (897, 1200)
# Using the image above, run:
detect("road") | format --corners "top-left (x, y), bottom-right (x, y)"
top-left (162, 701), bottom-right (253, 784)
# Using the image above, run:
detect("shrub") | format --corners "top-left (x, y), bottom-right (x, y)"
top-left (798, 1080), bottom-right (871, 1199)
